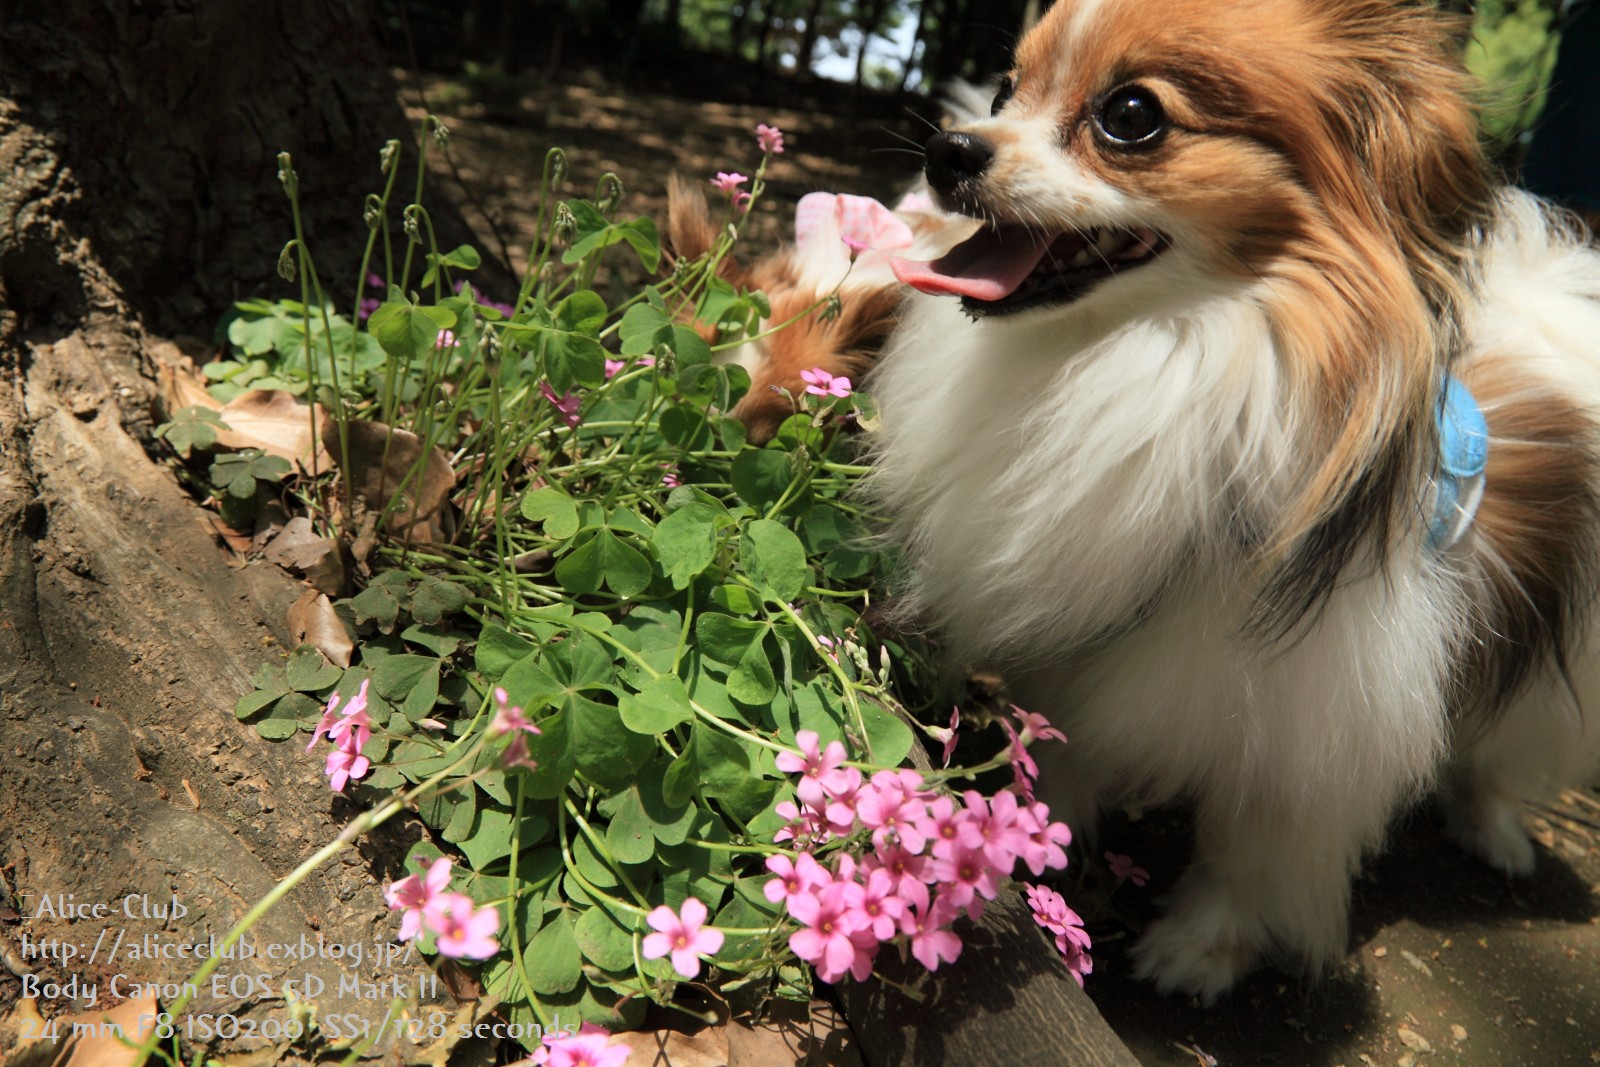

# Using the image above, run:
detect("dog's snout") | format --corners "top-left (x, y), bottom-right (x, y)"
top-left (925, 131), bottom-right (994, 197)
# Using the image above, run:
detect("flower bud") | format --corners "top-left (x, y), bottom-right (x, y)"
top-left (545, 147), bottom-right (568, 191)
top-left (276, 153), bottom-right (298, 197)
top-left (277, 242), bottom-right (297, 282)
top-left (596, 173), bottom-right (623, 214)
top-left (653, 343), bottom-right (677, 378)
top-left (552, 202), bottom-right (577, 246)
top-left (379, 139), bottom-right (400, 176)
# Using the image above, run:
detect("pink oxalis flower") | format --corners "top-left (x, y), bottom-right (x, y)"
top-left (766, 727), bottom-right (1080, 987)
top-left (385, 857), bottom-right (453, 942)
top-left (709, 171), bottom-right (748, 195)
top-left (788, 882), bottom-right (873, 984)
top-left (1026, 883), bottom-right (1093, 986)
top-left (429, 892), bottom-right (501, 960)
top-left (799, 367), bottom-right (852, 398)
top-left (764, 851), bottom-right (828, 905)
top-left (940, 706), bottom-right (961, 768)
top-left (540, 382), bottom-right (582, 429)
top-left (1106, 852), bottom-right (1150, 887)
top-left (641, 897), bottom-right (724, 979)
top-left (529, 1023), bottom-right (631, 1067)
top-left (756, 123), bottom-right (785, 155)
top-left (490, 686), bottom-right (539, 737)
top-left (776, 730), bottom-right (855, 809)
top-left (309, 679), bottom-right (373, 792)
top-left (308, 679), bottom-right (370, 753)
top-left (1012, 705), bottom-right (1067, 745)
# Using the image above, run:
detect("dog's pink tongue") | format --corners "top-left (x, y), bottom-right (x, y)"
top-left (891, 228), bottom-right (1049, 301)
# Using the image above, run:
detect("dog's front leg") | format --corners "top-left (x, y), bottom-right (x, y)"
top-left (1128, 791), bottom-right (1368, 1002)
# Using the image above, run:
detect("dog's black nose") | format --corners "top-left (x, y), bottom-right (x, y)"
top-left (925, 131), bottom-right (995, 196)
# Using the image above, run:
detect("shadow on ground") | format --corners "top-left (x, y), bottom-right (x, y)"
top-left (1088, 790), bottom-right (1600, 1066)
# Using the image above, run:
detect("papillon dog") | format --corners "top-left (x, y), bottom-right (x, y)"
top-left (848, 0), bottom-right (1600, 1000)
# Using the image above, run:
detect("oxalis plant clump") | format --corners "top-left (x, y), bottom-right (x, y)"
top-left (146, 116), bottom-right (1091, 1064)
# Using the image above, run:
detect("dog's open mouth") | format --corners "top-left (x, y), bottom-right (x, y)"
top-left (892, 225), bottom-right (1169, 315)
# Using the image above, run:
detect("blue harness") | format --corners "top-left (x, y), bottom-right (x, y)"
top-left (1426, 375), bottom-right (1489, 552)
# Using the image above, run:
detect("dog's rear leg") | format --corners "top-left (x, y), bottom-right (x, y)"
top-left (1440, 661), bottom-right (1600, 876)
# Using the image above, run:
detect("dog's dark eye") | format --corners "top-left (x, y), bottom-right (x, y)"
top-left (991, 75), bottom-right (1015, 116)
top-left (1097, 85), bottom-right (1165, 145)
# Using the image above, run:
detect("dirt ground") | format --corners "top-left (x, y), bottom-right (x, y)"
top-left (402, 69), bottom-right (1600, 1067)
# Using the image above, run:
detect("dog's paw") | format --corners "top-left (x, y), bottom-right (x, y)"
top-left (1442, 788), bottom-right (1537, 877)
top-left (1129, 907), bottom-right (1263, 1004)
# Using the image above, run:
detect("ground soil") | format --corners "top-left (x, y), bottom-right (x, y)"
top-left (398, 70), bottom-right (1600, 1066)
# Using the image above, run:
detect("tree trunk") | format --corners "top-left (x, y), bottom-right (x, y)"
top-left (0, 0), bottom-right (480, 1053)
top-left (898, 1), bottom-right (931, 94)
top-left (797, 0), bottom-right (829, 78)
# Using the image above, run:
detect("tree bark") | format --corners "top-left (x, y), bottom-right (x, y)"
top-left (0, 0), bottom-right (479, 1054)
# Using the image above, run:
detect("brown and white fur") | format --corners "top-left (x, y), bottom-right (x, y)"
top-left (842, 0), bottom-right (1600, 1000)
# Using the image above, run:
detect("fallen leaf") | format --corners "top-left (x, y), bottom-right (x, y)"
top-left (325, 420), bottom-right (456, 544)
top-left (204, 514), bottom-right (256, 556)
top-left (216, 390), bottom-right (330, 471)
top-left (52, 992), bottom-right (158, 1067)
top-left (436, 958), bottom-right (484, 1003)
top-left (727, 999), bottom-right (861, 1066)
top-left (288, 589), bottom-right (354, 668)
top-left (151, 339), bottom-right (219, 417)
top-left (264, 517), bottom-right (347, 594)
top-left (614, 1027), bottom-right (730, 1066)
top-left (2, 997), bottom-right (50, 1064)
top-left (402, 997), bottom-right (500, 1067)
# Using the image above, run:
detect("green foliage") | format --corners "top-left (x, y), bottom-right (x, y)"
top-left (208, 449), bottom-right (291, 499)
top-left (225, 130), bottom-right (957, 1044)
top-left (153, 405), bottom-right (228, 457)
top-left (211, 298), bottom-right (386, 402)
top-left (1466, 0), bottom-right (1561, 145)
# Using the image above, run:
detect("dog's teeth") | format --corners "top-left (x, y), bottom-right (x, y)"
top-left (1095, 231), bottom-right (1121, 254)
top-left (1067, 248), bottom-right (1095, 268)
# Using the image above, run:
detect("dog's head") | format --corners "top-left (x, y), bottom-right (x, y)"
top-left (894, 0), bottom-right (1490, 326)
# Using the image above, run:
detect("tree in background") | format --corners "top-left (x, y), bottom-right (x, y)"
top-left (380, 0), bottom-right (1032, 94)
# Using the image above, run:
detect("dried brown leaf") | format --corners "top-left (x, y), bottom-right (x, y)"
top-left (150, 339), bottom-right (219, 418)
top-left (264, 517), bottom-right (346, 594)
top-left (288, 589), bottom-right (353, 667)
top-left (217, 389), bottom-right (330, 471)
top-left (52, 992), bottom-right (158, 1067)
top-left (205, 514), bottom-right (256, 556)
top-left (2, 997), bottom-right (49, 1060)
top-left (726, 1000), bottom-right (862, 1067)
top-left (325, 419), bottom-right (456, 544)
top-left (614, 1027), bottom-right (730, 1067)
